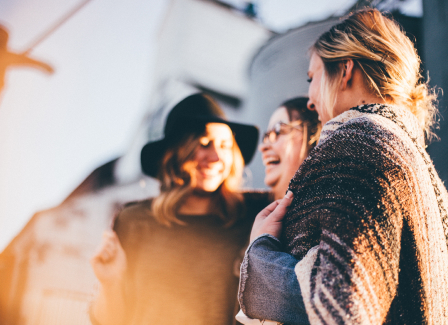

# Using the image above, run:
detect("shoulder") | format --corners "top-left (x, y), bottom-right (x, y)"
top-left (292, 105), bottom-right (422, 195)
top-left (319, 110), bottom-right (387, 146)
top-left (122, 199), bottom-right (153, 213)
top-left (319, 104), bottom-right (423, 150)
top-left (112, 199), bottom-right (158, 251)
top-left (113, 199), bottom-right (154, 232)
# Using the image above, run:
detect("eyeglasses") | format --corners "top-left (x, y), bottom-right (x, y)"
top-left (262, 121), bottom-right (303, 144)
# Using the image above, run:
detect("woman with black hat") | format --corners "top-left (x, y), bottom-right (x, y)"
top-left (89, 93), bottom-right (270, 325)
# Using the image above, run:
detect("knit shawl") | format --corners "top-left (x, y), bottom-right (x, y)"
top-left (283, 104), bottom-right (448, 325)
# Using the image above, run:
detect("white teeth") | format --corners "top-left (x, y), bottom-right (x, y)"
top-left (264, 156), bottom-right (280, 164)
top-left (199, 168), bottom-right (221, 176)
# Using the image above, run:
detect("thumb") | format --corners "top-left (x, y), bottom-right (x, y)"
top-left (269, 191), bottom-right (293, 223)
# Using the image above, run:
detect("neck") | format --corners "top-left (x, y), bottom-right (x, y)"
top-left (273, 181), bottom-right (289, 201)
top-left (178, 192), bottom-right (214, 215)
top-left (355, 93), bottom-right (387, 107)
top-left (334, 67), bottom-right (387, 117)
top-left (336, 91), bottom-right (386, 118)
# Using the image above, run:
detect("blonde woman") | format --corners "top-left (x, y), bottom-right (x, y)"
top-left (238, 9), bottom-right (448, 325)
top-left (90, 93), bottom-right (270, 325)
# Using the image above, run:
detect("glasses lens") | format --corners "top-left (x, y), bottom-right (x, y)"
top-left (262, 132), bottom-right (268, 143)
top-left (262, 130), bottom-right (274, 143)
top-left (263, 122), bottom-right (303, 144)
top-left (263, 123), bottom-right (281, 144)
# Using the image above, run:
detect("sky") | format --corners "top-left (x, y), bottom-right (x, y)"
top-left (0, 0), bottom-right (422, 251)
top-left (221, 0), bottom-right (422, 32)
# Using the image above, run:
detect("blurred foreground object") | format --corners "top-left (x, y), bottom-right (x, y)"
top-left (0, 25), bottom-right (54, 94)
top-left (0, 0), bottom-right (270, 323)
top-left (0, 159), bottom-right (158, 325)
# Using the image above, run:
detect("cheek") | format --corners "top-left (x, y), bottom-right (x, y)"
top-left (271, 138), bottom-right (288, 156)
top-left (308, 80), bottom-right (314, 95)
top-left (285, 138), bottom-right (304, 170)
top-left (192, 148), bottom-right (204, 164)
top-left (310, 82), bottom-right (319, 101)
top-left (222, 152), bottom-right (234, 173)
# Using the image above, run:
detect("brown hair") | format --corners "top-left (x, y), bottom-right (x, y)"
top-left (311, 8), bottom-right (438, 140)
top-left (281, 97), bottom-right (322, 156)
top-left (150, 128), bottom-right (245, 227)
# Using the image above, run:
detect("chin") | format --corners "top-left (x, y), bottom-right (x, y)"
top-left (203, 187), bottom-right (220, 193)
top-left (193, 187), bottom-right (219, 196)
top-left (264, 173), bottom-right (279, 188)
top-left (199, 181), bottom-right (223, 193)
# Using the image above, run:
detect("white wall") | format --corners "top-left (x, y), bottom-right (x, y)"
top-left (0, 0), bottom-right (169, 251)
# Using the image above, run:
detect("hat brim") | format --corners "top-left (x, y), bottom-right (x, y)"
top-left (141, 117), bottom-right (258, 178)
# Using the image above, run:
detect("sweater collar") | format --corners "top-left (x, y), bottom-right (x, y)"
top-left (319, 103), bottom-right (425, 147)
top-left (351, 103), bottom-right (425, 146)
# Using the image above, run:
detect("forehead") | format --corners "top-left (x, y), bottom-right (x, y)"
top-left (203, 123), bottom-right (233, 139)
top-left (308, 52), bottom-right (323, 73)
top-left (268, 107), bottom-right (290, 129)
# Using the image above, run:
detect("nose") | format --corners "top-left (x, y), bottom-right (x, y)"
top-left (307, 99), bottom-right (315, 111)
top-left (206, 145), bottom-right (220, 163)
top-left (259, 141), bottom-right (270, 153)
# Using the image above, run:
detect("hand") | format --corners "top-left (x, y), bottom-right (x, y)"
top-left (90, 230), bottom-right (127, 286)
top-left (250, 191), bottom-right (293, 243)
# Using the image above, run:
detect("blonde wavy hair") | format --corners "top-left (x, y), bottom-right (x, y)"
top-left (311, 8), bottom-right (438, 140)
top-left (150, 128), bottom-right (245, 227)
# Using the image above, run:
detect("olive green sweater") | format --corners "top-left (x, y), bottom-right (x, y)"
top-left (113, 191), bottom-right (270, 325)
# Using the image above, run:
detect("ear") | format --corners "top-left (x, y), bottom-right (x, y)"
top-left (340, 59), bottom-right (354, 91)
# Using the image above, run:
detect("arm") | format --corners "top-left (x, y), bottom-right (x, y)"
top-left (240, 122), bottom-right (405, 325)
top-left (239, 235), bottom-right (310, 325)
top-left (284, 125), bottom-right (404, 325)
top-left (90, 231), bottom-right (127, 325)
top-left (238, 192), bottom-right (310, 325)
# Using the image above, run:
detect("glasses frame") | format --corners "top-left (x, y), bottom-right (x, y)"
top-left (262, 121), bottom-right (303, 144)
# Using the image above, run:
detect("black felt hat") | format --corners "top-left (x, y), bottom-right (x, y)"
top-left (141, 93), bottom-right (259, 178)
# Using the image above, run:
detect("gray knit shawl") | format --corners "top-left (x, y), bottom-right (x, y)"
top-left (283, 104), bottom-right (448, 325)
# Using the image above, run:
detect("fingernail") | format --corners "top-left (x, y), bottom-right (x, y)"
top-left (285, 190), bottom-right (293, 198)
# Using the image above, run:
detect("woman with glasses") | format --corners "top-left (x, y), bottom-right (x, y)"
top-left (259, 97), bottom-right (320, 200)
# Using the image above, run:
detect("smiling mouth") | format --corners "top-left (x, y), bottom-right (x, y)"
top-left (198, 169), bottom-right (222, 178)
top-left (264, 156), bottom-right (280, 166)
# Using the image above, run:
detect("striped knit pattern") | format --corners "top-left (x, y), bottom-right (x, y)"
top-left (283, 104), bottom-right (448, 325)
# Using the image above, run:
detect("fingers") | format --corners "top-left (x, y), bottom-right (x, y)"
top-left (256, 191), bottom-right (294, 220)
top-left (249, 191), bottom-right (294, 242)
top-left (256, 200), bottom-right (281, 219)
top-left (92, 231), bottom-right (120, 264)
top-left (103, 230), bottom-right (119, 244)
top-left (269, 191), bottom-right (293, 222)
